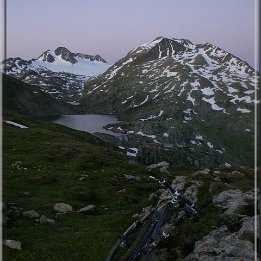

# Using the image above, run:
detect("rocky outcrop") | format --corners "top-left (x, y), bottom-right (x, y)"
top-left (213, 189), bottom-right (254, 216)
top-left (184, 222), bottom-right (255, 261)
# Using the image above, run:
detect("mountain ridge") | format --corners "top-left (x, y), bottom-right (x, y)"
top-left (81, 36), bottom-right (256, 168)
top-left (3, 47), bottom-right (111, 102)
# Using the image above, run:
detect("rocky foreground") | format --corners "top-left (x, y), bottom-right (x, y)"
top-left (5, 158), bottom-right (256, 260)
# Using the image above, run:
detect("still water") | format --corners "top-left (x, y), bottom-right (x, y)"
top-left (54, 114), bottom-right (121, 136)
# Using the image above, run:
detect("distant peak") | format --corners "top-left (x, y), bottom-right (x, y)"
top-left (37, 50), bottom-right (55, 63)
top-left (54, 46), bottom-right (71, 54)
top-left (54, 47), bottom-right (77, 64)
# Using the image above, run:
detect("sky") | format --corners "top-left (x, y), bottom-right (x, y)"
top-left (5, 0), bottom-right (257, 67)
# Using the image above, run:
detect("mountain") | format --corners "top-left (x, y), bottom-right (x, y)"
top-left (81, 37), bottom-right (256, 168)
top-left (3, 74), bottom-right (75, 116)
top-left (3, 47), bottom-right (111, 103)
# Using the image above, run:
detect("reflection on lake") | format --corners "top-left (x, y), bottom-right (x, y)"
top-left (53, 114), bottom-right (121, 136)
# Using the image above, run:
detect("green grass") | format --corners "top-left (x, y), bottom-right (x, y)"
top-left (3, 116), bottom-right (255, 260)
top-left (3, 118), bottom-right (156, 260)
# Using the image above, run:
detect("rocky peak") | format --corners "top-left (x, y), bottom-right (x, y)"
top-left (74, 53), bottom-right (107, 63)
top-left (37, 50), bottom-right (55, 63)
top-left (54, 47), bottom-right (77, 64)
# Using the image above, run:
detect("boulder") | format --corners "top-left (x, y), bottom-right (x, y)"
top-left (213, 189), bottom-right (253, 216)
top-left (171, 176), bottom-right (187, 191)
top-left (183, 182), bottom-right (202, 203)
top-left (77, 205), bottom-right (96, 213)
top-left (228, 171), bottom-right (245, 178)
top-left (4, 240), bottom-right (22, 250)
top-left (147, 161), bottom-right (169, 173)
top-left (46, 218), bottom-right (55, 224)
top-left (39, 215), bottom-right (47, 224)
top-left (53, 203), bottom-right (72, 213)
top-left (123, 174), bottom-right (141, 181)
top-left (192, 168), bottom-right (211, 177)
top-left (184, 225), bottom-right (255, 260)
top-left (23, 210), bottom-right (40, 219)
top-left (238, 216), bottom-right (255, 239)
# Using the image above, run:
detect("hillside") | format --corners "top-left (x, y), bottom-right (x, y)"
top-left (3, 116), bottom-right (255, 260)
top-left (3, 74), bottom-right (76, 117)
top-left (81, 37), bottom-right (256, 168)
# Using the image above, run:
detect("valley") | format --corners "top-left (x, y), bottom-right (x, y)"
top-left (2, 36), bottom-right (257, 260)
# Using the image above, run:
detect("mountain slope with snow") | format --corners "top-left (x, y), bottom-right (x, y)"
top-left (3, 47), bottom-right (111, 102)
top-left (81, 37), bottom-right (257, 168)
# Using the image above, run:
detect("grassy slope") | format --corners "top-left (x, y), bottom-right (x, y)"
top-left (3, 117), bottom-right (156, 260)
top-left (3, 117), bottom-right (254, 260)
top-left (3, 74), bottom-right (76, 117)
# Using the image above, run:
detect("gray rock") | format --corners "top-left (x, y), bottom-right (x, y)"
top-left (227, 171), bottom-right (245, 178)
top-left (46, 218), bottom-right (55, 224)
top-left (147, 161), bottom-right (169, 173)
top-left (77, 205), bottom-right (96, 213)
top-left (213, 189), bottom-right (249, 216)
top-left (53, 203), bottom-right (73, 213)
top-left (39, 215), bottom-right (47, 224)
top-left (238, 216), bottom-right (255, 238)
top-left (117, 189), bottom-right (127, 193)
top-left (11, 161), bottom-right (23, 170)
top-left (4, 240), bottom-right (22, 250)
top-left (123, 174), bottom-right (141, 181)
top-left (183, 183), bottom-right (202, 203)
top-left (171, 176), bottom-right (187, 191)
top-left (184, 225), bottom-right (255, 261)
top-left (79, 174), bottom-right (88, 181)
top-left (192, 168), bottom-right (211, 177)
top-left (23, 210), bottom-right (40, 219)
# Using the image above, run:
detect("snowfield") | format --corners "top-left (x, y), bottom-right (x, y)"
top-left (31, 50), bottom-right (110, 76)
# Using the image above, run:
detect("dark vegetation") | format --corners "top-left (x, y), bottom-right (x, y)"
top-left (3, 116), bottom-right (254, 260)
top-left (3, 75), bottom-right (76, 117)
top-left (3, 75), bottom-right (254, 260)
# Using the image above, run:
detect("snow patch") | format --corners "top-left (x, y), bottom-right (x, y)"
top-left (237, 108), bottom-right (251, 113)
top-left (201, 87), bottom-right (215, 96)
top-left (202, 97), bottom-right (224, 111)
top-left (4, 121), bottom-right (28, 129)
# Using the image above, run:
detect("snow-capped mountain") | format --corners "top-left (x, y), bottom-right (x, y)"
top-left (3, 47), bottom-right (111, 102)
top-left (81, 37), bottom-right (257, 168)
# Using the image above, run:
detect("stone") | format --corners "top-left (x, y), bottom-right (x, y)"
top-left (117, 189), bottom-right (127, 193)
top-left (192, 168), bottom-right (211, 177)
top-left (46, 218), bottom-right (55, 224)
top-left (53, 203), bottom-right (73, 213)
top-left (23, 210), bottom-right (40, 219)
top-left (238, 216), bottom-right (255, 238)
top-left (39, 215), bottom-right (47, 224)
top-left (77, 205), bottom-right (96, 213)
top-left (123, 174), bottom-right (141, 181)
top-left (184, 225), bottom-right (255, 260)
top-left (227, 171), bottom-right (245, 179)
top-left (213, 189), bottom-right (253, 216)
top-left (147, 161), bottom-right (169, 172)
top-left (183, 184), bottom-right (199, 203)
top-left (11, 161), bottom-right (23, 170)
top-left (171, 176), bottom-right (187, 191)
top-left (4, 240), bottom-right (22, 250)
top-left (79, 174), bottom-right (88, 181)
